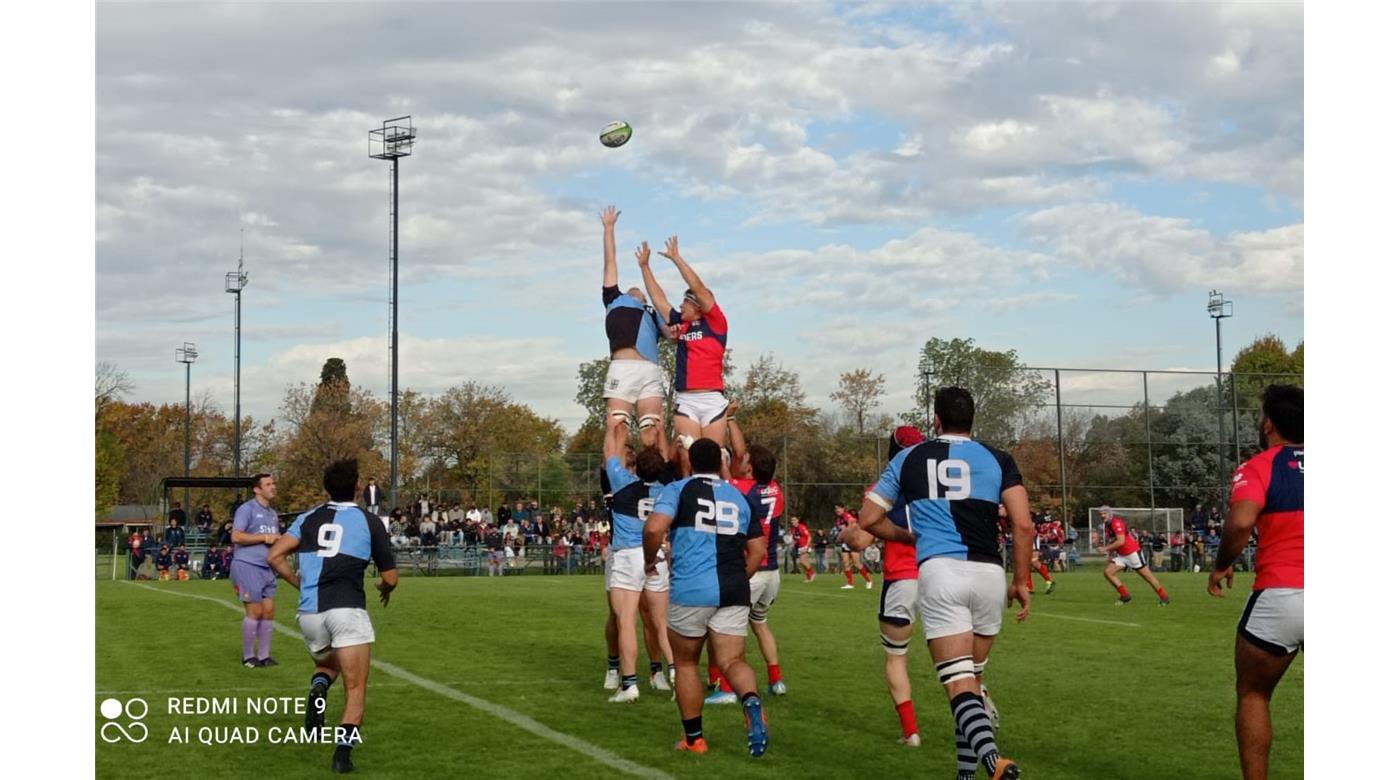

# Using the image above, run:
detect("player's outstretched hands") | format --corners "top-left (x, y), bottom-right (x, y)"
top-left (1008, 581), bottom-right (1032, 622)
top-left (659, 235), bottom-right (682, 263)
top-left (377, 580), bottom-right (396, 607)
top-left (635, 241), bottom-right (650, 267)
top-left (725, 399), bottom-right (739, 419)
top-left (1207, 567), bottom-right (1234, 598)
top-left (601, 205), bottom-right (619, 228)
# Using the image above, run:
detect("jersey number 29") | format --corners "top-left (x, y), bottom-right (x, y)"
top-left (317, 524), bottom-right (344, 558)
top-left (695, 498), bottom-right (741, 535)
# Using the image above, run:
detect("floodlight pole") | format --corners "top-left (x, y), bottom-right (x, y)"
top-left (226, 236), bottom-right (248, 481)
top-left (177, 343), bottom-right (198, 513)
top-left (1208, 290), bottom-right (1233, 516)
top-left (370, 116), bottom-right (415, 512)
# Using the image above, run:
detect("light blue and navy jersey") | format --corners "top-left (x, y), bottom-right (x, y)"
top-left (605, 456), bottom-right (665, 551)
top-left (869, 435), bottom-right (1022, 567)
top-left (655, 474), bottom-right (760, 607)
top-left (603, 286), bottom-right (666, 363)
top-left (287, 502), bottom-right (397, 614)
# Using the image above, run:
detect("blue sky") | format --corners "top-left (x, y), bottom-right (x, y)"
top-left (95, 2), bottom-right (1303, 431)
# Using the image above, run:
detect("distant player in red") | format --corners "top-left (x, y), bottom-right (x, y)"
top-left (1209, 385), bottom-right (1303, 780)
top-left (835, 505), bottom-right (872, 589)
top-left (1023, 509), bottom-right (1056, 595)
top-left (791, 518), bottom-right (815, 582)
top-left (842, 426), bottom-right (930, 747)
top-left (1098, 505), bottom-right (1170, 605)
top-left (637, 235), bottom-right (729, 465)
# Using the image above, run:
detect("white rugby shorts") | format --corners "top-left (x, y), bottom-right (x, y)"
top-left (603, 359), bottom-right (666, 404)
top-left (1112, 550), bottom-right (1146, 570)
top-left (668, 604), bottom-right (748, 638)
top-left (675, 390), bottom-right (728, 425)
top-left (1238, 587), bottom-right (1304, 655)
top-left (918, 557), bottom-right (1006, 640)
top-left (879, 578), bottom-right (918, 627)
top-left (748, 569), bottom-right (781, 622)
top-left (606, 547), bottom-right (670, 592)
top-left (298, 608), bottom-right (375, 659)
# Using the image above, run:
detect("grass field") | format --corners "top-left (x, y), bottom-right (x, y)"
top-left (95, 570), bottom-right (1302, 779)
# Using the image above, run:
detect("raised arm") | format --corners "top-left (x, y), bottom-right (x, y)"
top-left (602, 414), bottom-right (629, 463)
top-left (601, 205), bottom-right (620, 288)
top-left (637, 242), bottom-right (676, 322)
top-left (658, 236), bottom-right (715, 312)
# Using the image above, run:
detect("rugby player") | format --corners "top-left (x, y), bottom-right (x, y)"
top-left (791, 517), bottom-right (815, 582)
top-left (835, 504), bottom-right (872, 589)
top-left (637, 236), bottom-right (729, 469)
top-left (728, 442), bottom-right (789, 696)
top-left (841, 425), bottom-right (927, 747)
top-left (266, 459), bottom-right (398, 775)
top-left (1208, 385), bottom-right (1303, 780)
top-left (1097, 506), bottom-right (1170, 605)
top-left (643, 438), bottom-right (770, 757)
top-left (601, 416), bottom-right (675, 702)
top-left (600, 206), bottom-right (669, 448)
top-left (231, 474), bottom-right (282, 667)
top-left (858, 387), bottom-right (1030, 780)
top-left (1028, 512), bottom-right (1057, 595)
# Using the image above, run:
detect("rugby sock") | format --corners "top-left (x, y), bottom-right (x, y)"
top-left (1156, 586), bottom-right (1170, 600)
top-left (767, 664), bottom-right (783, 685)
top-left (608, 655), bottom-right (620, 671)
top-left (621, 673), bottom-right (637, 690)
top-left (845, 570), bottom-right (854, 586)
top-left (894, 699), bottom-right (918, 739)
top-left (1116, 584), bottom-right (1131, 599)
top-left (860, 566), bottom-right (871, 582)
top-left (650, 661), bottom-right (663, 675)
top-left (682, 716), bottom-right (703, 745)
top-left (707, 663), bottom-right (722, 687)
top-left (719, 675), bottom-right (734, 693)
top-left (310, 672), bottom-right (333, 692)
top-left (241, 617), bottom-right (258, 659)
top-left (955, 721), bottom-right (978, 779)
top-left (336, 723), bottom-right (360, 749)
top-left (740, 692), bottom-right (760, 706)
top-left (1035, 562), bottom-right (1053, 581)
top-left (256, 620), bottom-right (274, 659)
top-left (950, 691), bottom-right (1001, 776)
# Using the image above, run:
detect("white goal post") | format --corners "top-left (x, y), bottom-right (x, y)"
top-left (1080, 507), bottom-right (1184, 552)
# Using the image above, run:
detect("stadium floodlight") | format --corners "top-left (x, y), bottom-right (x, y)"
top-left (225, 233), bottom-right (248, 479)
top-left (1207, 290), bottom-right (1234, 514)
top-left (177, 342), bottom-right (199, 513)
top-left (369, 116), bottom-right (415, 512)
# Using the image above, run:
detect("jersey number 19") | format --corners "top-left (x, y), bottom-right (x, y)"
top-left (927, 458), bottom-right (972, 500)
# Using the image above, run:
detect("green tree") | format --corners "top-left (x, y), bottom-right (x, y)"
top-left (95, 429), bottom-right (124, 517)
top-left (423, 382), bottom-right (565, 504)
top-left (904, 337), bottom-right (1050, 446)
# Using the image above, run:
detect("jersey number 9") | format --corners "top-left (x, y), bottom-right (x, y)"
top-left (695, 498), bottom-right (741, 535)
top-left (927, 458), bottom-right (972, 500)
top-left (317, 524), bottom-right (344, 558)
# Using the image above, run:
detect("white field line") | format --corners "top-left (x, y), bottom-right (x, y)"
top-left (120, 582), bottom-right (672, 780)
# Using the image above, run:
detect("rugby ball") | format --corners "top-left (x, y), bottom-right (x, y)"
top-left (600, 120), bottom-right (633, 148)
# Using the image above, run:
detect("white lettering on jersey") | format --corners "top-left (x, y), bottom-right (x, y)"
top-left (926, 458), bottom-right (972, 500)
top-left (695, 498), bottom-right (741, 535)
top-left (317, 524), bottom-right (344, 558)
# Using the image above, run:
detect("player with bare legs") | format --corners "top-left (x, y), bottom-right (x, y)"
top-left (1208, 385), bottom-right (1303, 780)
top-left (1098, 505), bottom-right (1170, 606)
top-left (600, 206), bottom-right (668, 448)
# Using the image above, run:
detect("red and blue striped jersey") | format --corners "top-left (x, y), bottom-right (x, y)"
top-left (670, 302), bottom-right (728, 392)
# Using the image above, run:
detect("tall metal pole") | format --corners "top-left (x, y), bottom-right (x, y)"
top-left (184, 358), bottom-right (191, 512)
top-left (1054, 370), bottom-right (1070, 546)
top-left (1214, 314), bottom-right (1227, 513)
top-left (234, 283), bottom-right (241, 476)
top-left (1143, 371), bottom-right (1156, 526)
top-left (390, 155), bottom-right (400, 512)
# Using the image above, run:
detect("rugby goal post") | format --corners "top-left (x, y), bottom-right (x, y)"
top-left (1078, 507), bottom-right (1183, 558)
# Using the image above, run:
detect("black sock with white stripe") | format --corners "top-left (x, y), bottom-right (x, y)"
top-left (950, 691), bottom-right (1000, 775)
top-left (621, 673), bottom-right (637, 690)
top-left (954, 720), bottom-right (977, 780)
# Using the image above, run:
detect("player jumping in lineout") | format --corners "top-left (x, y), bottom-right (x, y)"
top-left (858, 387), bottom-right (1030, 780)
top-left (600, 205), bottom-right (668, 448)
top-left (1098, 505), bottom-right (1170, 606)
top-left (637, 236), bottom-right (729, 473)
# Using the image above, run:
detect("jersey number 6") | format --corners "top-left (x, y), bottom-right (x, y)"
top-left (317, 523), bottom-right (344, 558)
top-left (695, 498), bottom-right (741, 535)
